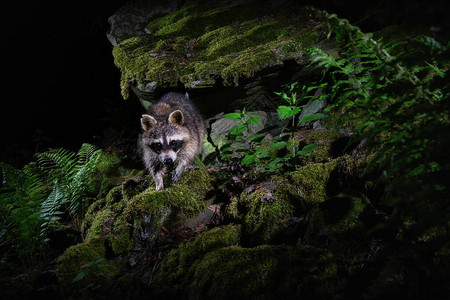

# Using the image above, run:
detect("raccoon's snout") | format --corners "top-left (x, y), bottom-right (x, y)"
top-left (163, 157), bottom-right (173, 165)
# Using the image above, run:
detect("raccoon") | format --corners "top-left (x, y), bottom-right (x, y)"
top-left (138, 92), bottom-right (205, 190)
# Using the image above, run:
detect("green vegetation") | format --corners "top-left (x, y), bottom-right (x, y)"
top-left (1, 145), bottom-right (100, 259)
top-left (0, 162), bottom-right (47, 269)
top-left (55, 168), bottom-right (215, 294)
top-left (219, 83), bottom-right (325, 174)
top-left (0, 144), bottom-right (117, 284)
top-left (112, 1), bottom-right (323, 98)
top-left (151, 225), bottom-right (336, 299)
top-left (1, 2), bottom-right (449, 299)
top-left (35, 143), bottom-right (102, 222)
top-left (307, 8), bottom-right (450, 230)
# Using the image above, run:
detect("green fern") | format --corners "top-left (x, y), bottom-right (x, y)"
top-left (1, 143), bottom-right (104, 268)
top-left (0, 162), bottom-right (47, 266)
top-left (35, 143), bottom-right (102, 220)
top-left (307, 8), bottom-right (450, 228)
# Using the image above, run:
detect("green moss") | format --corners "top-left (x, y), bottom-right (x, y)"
top-left (98, 176), bottom-right (123, 198)
top-left (58, 167), bottom-right (217, 296)
top-left (324, 192), bottom-right (369, 234)
top-left (297, 129), bottom-right (343, 163)
top-left (84, 208), bottom-right (115, 241)
top-left (81, 169), bottom-right (214, 255)
top-left (82, 186), bottom-right (122, 238)
top-left (153, 242), bottom-right (336, 299)
top-left (56, 238), bottom-right (119, 286)
top-left (303, 190), bottom-right (371, 278)
top-left (121, 176), bottom-right (150, 200)
top-left (96, 153), bottom-right (122, 177)
top-left (113, 2), bottom-right (324, 98)
top-left (290, 159), bottom-right (340, 208)
top-left (109, 215), bottom-right (133, 254)
top-left (105, 184), bottom-right (125, 205)
top-left (124, 169), bottom-right (213, 223)
top-left (239, 187), bottom-right (294, 243)
top-left (152, 224), bottom-right (240, 296)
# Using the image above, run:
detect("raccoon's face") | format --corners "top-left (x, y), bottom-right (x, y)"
top-left (149, 134), bottom-right (184, 165)
top-left (141, 110), bottom-right (187, 166)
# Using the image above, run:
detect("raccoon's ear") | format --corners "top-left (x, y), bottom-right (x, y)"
top-left (141, 114), bottom-right (157, 131)
top-left (168, 110), bottom-right (184, 126)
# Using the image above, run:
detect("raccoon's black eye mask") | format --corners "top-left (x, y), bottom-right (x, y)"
top-left (169, 140), bottom-right (183, 152)
top-left (150, 142), bottom-right (162, 154)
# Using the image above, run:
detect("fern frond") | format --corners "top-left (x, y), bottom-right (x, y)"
top-left (35, 148), bottom-right (78, 184)
top-left (77, 143), bottom-right (99, 164)
top-left (1, 162), bottom-right (26, 191)
top-left (31, 143), bottom-right (103, 220)
top-left (69, 145), bottom-right (102, 217)
top-left (39, 182), bottom-right (65, 228)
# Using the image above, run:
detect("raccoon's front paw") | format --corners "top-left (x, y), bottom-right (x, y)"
top-left (172, 171), bottom-right (183, 183)
top-left (155, 181), bottom-right (164, 190)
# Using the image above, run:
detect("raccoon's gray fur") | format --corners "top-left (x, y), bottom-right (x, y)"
top-left (138, 92), bottom-right (205, 190)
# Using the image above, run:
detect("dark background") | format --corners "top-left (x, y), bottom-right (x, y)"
top-left (1, 0), bottom-right (448, 167)
top-left (1, 0), bottom-right (135, 167)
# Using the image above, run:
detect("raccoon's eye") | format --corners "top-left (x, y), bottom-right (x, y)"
top-left (169, 140), bottom-right (183, 151)
top-left (150, 142), bottom-right (162, 153)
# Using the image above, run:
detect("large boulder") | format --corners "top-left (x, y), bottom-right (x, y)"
top-left (107, 0), bottom-right (182, 47)
top-left (110, 0), bottom-right (335, 111)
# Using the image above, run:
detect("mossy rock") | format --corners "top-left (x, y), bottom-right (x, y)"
top-left (58, 169), bottom-right (216, 291)
top-left (152, 230), bottom-right (336, 300)
top-left (289, 159), bottom-right (341, 208)
top-left (227, 157), bottom-right (370, 244)
top-left (191, 245), bottom-right (336, 300)
top-left (112, 1), bottom-right (327, 98)
top-left (96, 152), bottom-right (122, 177)
top-left (151, 224), bottom-right (241, 296)
top-left (56, 238), bottom-right (120, 287)
top-left (123, 168), bottom-right (214, 228)
top-left (228, 185), bottom-right (294, 244)
top-left (81, 169), bottom-right (214, 248)
top-left (304, 191), bottom-right (370, 250)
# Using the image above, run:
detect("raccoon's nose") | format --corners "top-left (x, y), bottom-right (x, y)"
top-left (163, 157), bottom-right (173, 165)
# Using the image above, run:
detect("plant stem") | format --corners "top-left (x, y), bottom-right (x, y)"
top-left (291, 114), bottom-right (295, 155)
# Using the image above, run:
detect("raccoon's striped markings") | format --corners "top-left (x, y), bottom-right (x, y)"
top-left (138, 92), bottom-right (205, 190)
top-left (169, 139), bottom-right (183, 152)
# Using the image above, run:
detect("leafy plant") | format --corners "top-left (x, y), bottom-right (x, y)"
top-left (222, 83), bottom-right (323, 174)
top-left (223, 108), bottom-right (260, 141)
top-left (0, 162), bottom-right (47, 268)
top-left (275, 82), bottom-right (325, 155)
top-left (0, 143), bottom-right (103, 271)
top-left (307, 8), bottom-right (450, 227)
top-left (36, 143), bottom-right (102, 223)
top-left (72, 258), bottom-right (106, 283)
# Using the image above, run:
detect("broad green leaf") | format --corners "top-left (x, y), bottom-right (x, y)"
top-left (300, 113), bottom-right (326, 123)
top-left (246, 115), bottom-right (260, 126)
top-left (223, 112), bottom-right (242, 121)
top-left (72, 271), bottom-right (87, 283)
top-left (257, 149), bottom-right (269, 158)
top-left (229, 125), bottom-right (246, 136)
top-left (298, 144), bottom-right (317, 154)
top-left (242, 155), bottom-right (258, 166)
top-left (277, 106), bottom-right (301, 120)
